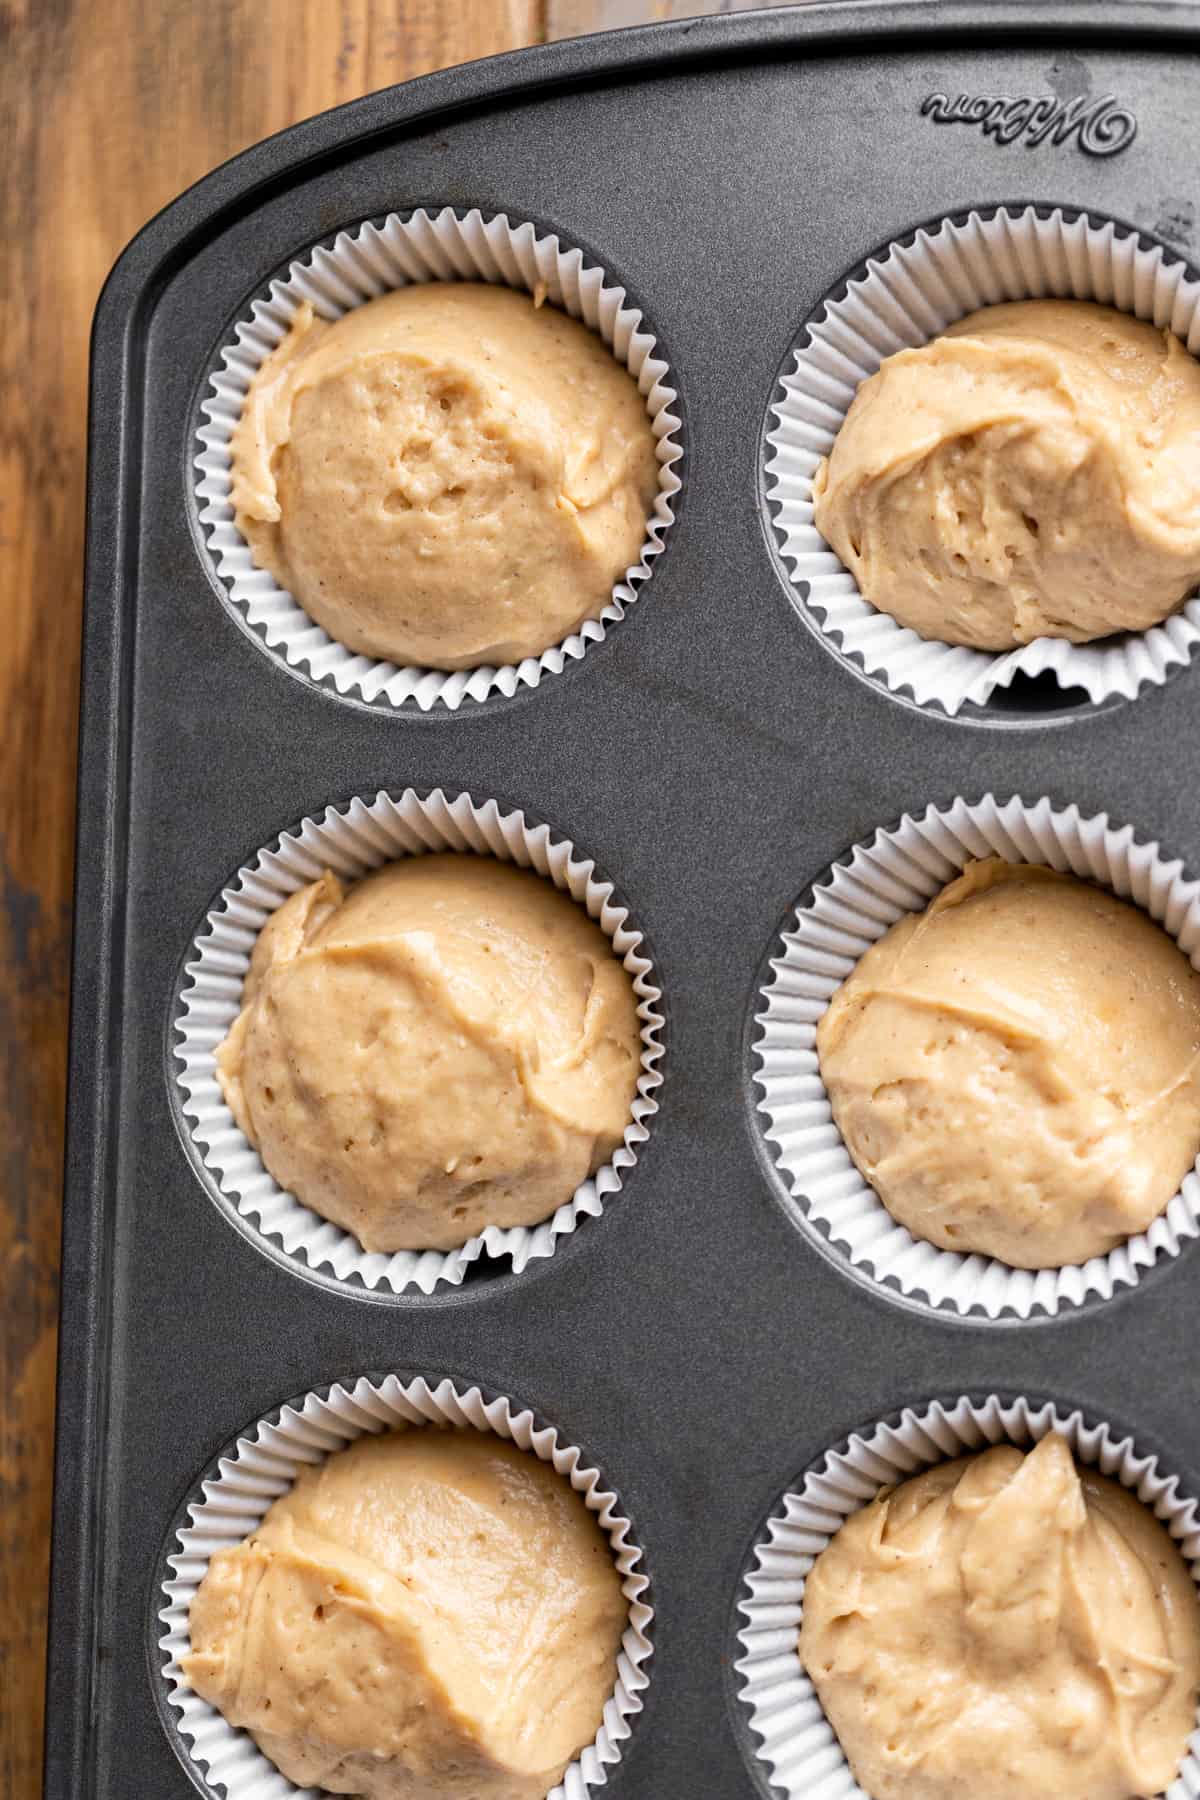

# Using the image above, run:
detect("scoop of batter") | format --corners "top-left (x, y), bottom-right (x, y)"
top-left (816, 857), bottom-right (1200, 1268)
top-left (215, 854), bottom-right (641, 1252)
top-left (184, 1428), bottom-right (627, 1799)
top-left (800, 1433), bottom-right (1200, 1800)
top-left (231, 283), bottom-right (659, 668)
top-left (812, 299), bottom-right (1200, 648)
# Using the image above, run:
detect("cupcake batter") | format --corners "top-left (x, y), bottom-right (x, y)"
top-left (231, 283), bottom-right (659, 668)
top-left (816, 857), bottom-right (1200, 1267)
top-left (813, 299), bottom-right (1200, 647)
top-left (800, 1433), bottom-right (1200, 1800)
top-left (184, 1428), bottom-right (627, 1799)
top-left (215, 854), bottom-right (642, 1253)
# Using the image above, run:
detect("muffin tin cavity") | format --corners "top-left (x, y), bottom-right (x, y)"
top-left (156, 1373), bottom-right (652, 1800)
top-left (751, 793), bottom-right (1200, 1322)
top-left (171, 788), bottom-right (664, 1298)
top-left (193, 206), bottom-right (682, 713)
top-left (733, 1393), bottom-right (1200, 1800)
top-left (763, 204), bottom-right (1200, 722)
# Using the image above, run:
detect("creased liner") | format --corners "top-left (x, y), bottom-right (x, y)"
top-left (765, 204), bottom-right (1200, 715)
top-left (753, 793), bottom-right (1200, 1320)
top-left (158, 1373), bottom-right (652, 1800)
top-left (173, 788), bottom-right (664, 1295)
top-left (195, 206), bottom-right (682, 712)
top-left (735, 1393), bottom-right (1200, 1800)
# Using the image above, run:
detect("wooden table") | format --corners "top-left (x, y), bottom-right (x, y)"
top-left (0, 1), bottom-right (794, 1788)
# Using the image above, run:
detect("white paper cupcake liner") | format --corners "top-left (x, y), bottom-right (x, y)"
top-left (735, 1392), bottom-right (1200, 1800)
top-left (173, 787), bottom-right (664, 1295)
top-left (753, 793), bottom-right (1200, 1320)
top-left (158, 1373), bottom-right (652, 1800)
top-left (195, 206), bottom-right (682, 711)
top-left (766, 204), bottom-right (1200, 715)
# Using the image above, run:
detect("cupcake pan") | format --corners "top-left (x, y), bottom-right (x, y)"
top-left (50, 7), bottom-right (1200, 1798)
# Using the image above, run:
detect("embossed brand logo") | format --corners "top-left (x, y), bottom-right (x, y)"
top-left (920, 92), bottom-right (1138, 156)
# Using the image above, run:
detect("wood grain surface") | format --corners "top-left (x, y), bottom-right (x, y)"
top-left (547, 0), bottom-right (800, 31)
top-left (0, 4), bottom-right (545, 1790)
